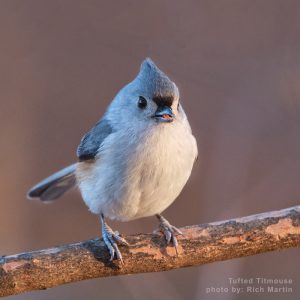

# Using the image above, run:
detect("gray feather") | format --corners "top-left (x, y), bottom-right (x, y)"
top-left (27, 164), bottom-right (76, 201)
top-left (77, 118), bottom-right (113, 161)
top-left (137, 58), bottom-right (179, 99)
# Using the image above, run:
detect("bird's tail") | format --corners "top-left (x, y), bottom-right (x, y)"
top-left (27, 164), bottom-right (77, 201)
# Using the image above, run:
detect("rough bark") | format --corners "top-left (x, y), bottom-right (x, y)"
top-left (1, 205), bottom-right (300, 297)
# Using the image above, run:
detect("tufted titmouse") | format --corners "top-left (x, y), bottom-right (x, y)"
top-left (28, 58), bottom-right (198, 263)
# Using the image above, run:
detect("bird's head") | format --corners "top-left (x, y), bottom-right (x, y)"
top-left (109, 58), bottom-right (181, 128)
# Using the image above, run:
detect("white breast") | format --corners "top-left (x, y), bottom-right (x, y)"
top-left (76, 119), bottom-right (198, 222)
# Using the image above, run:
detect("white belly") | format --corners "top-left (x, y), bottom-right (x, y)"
top-left (76, 121), bottom-right (197, 221)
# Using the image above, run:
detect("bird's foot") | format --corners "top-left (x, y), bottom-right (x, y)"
top-left (153, 214), bottom-right (183, 255)
top-left (100, 215), bottom-right (129, 264)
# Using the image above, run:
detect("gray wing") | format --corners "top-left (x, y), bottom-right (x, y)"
top-left (77, 118), bottom-right (113, 161)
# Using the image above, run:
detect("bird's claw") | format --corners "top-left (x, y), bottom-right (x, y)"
top-left (154, 215), bottom-right (183, 255)
top-left (101, 217), bottom-right (129, 264)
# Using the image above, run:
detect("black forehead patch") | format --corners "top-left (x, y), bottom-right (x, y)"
top-left (152, 96), bottom-right (174, 107)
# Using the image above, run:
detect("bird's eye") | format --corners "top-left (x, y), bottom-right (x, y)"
top-left (138, 96), bottom-right (147, 109)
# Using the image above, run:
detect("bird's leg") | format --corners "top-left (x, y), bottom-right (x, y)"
top-left (100, 214), bottom-right (129, 264)
top-left (154, 214), bottom-right (183, 255)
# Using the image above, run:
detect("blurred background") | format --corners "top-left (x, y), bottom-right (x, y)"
top-left (0, 0), bottom-right (300, 299)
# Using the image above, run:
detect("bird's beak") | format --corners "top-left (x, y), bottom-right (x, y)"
top-left (153, 106), bottom-right (174, 123)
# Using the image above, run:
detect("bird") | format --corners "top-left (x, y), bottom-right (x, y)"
top-left (27, 58), bottom-right (198, 263)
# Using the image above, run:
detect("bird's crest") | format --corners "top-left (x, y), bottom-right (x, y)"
top-left (137, 58), bottom-right (179, 99)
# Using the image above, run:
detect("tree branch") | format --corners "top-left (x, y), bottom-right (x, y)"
top-left (1, 205), bottom-right (300, 297)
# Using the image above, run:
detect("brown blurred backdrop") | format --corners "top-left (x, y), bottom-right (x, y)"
top-left (1, 0), bottom-right (300, 299)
